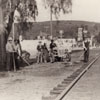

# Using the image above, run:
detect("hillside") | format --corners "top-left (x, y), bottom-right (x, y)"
top-left (13, 20), bottom-right (100, 39)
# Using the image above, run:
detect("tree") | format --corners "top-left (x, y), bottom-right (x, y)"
top-left (0, 0), bottom-right (38, 70)
top-left (1, 0), bottom-right (38, 36)
top-left (1, 0), bottom-right (72, 38)
top-left (43, 0), bottom-right (72, 37)
top-left (43, 0), bottom-right (72, 18)
top-left (0, 0), bottom-right (72, 70)
top-left (0, 0), bottom-right (7, 70)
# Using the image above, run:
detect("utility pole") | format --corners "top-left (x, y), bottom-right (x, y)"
top-left (50, 5), bottom-right (53, 39)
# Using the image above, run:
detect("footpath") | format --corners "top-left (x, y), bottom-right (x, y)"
top-left (63, 54), bottom-right (100, 100)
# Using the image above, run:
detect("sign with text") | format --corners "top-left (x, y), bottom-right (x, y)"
top-left (77, 28), bottom-right (83, 41)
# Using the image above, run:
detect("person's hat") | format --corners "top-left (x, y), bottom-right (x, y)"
top-left (8, 37), bottom-right (13, 41)
top-left (51, 39), bottom-right (54, 42)
top-left (39, 41), bottom-right (42, 43)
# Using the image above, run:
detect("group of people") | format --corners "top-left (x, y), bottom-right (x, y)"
top-left (37, 39), bottom-right (72, 63)
top-left (36, 38), bottom-right (90, 64)
top-left (6, 37), bottom-right (22, 71)
top-left (37, 39), bottom-right (57, 63)
top-left (5, 36), bottom-right (90, 71)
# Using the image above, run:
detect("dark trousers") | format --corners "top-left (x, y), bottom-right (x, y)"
top-left (6, 52), bottom-right (19, 71)
top-left (6, 52), bottom-right (14, 71)
top-left (14, 52), bottom-right (19, 70)
top-left (84, 50), bottom-right (89, 62)
top-left (49, 50), bottom-right (55, 63)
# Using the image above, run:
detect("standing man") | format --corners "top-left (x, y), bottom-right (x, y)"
top-left (50, 39), bottom-right (57, 63)
top-left (37, 41), bottom-right (43, 63)
top-left (6, 37), bottom-right (15, 71)
top-left (83, 38), bottom-right (90, 62)
top-left (42, 43), bottom-right (49, 63)
top-left (13, 39), bottom-right (22, 70)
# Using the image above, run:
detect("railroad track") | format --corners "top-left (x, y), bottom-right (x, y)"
top-left (42, 54), bottom-right (100, 100)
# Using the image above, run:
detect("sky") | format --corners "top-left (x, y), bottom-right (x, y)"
top-left (36, 0), bottom-right (100, 22)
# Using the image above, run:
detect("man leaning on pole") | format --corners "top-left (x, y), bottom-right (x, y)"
top-left (6, 37), bottom-right (15, 71)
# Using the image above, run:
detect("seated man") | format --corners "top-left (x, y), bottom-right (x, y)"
top-left (64, 49), bottom-right (71, 62)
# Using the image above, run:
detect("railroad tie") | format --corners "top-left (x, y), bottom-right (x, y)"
top-left (57, 84), bottom-right (68, 88)
top-left (50, 89), bottom-right (63, 95)
top-left (42, 95), bottom-right (56, 100)
top-left (53, 86), bottom-right (65, 91)
top-left (62, 81), bottom-right (71, 84)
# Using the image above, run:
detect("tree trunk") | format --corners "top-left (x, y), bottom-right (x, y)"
top-left (0, 5), bottom-right (7, 71)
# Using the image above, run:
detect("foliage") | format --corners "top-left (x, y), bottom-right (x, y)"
top-left (43, 0), bottom-right (72, 19)
top-left (94, 32), bottom-right (100, 43)
top-left (1, 0), bottom-right (38, 21)
top-left (0, 0), bottom-right (72, 37)
top-left (0, 0), bottom-right (38, 36)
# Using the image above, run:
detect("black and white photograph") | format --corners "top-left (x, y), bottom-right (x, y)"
top-left (0, 0), bottom-right (100, 100)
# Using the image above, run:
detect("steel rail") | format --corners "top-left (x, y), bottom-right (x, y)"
top-left (55, 54), bottom-right (100, 100)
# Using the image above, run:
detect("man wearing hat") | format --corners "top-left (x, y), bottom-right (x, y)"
top-left (37, 41), bottom-right (43, 63)
top-left (49, 39), bottom-right (57, 63)
top-left (6, 37), bottom-right (15, 71)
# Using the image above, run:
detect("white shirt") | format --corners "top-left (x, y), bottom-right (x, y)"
top-left (6, 42), bottom-right (14, 52)
top-left (14, 44), bottom-right (21, 55)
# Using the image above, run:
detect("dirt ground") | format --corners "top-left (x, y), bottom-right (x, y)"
top-left (0, 49), bottom-right (99, 100)
top-left (63, 51), bottom-right (100, 100)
